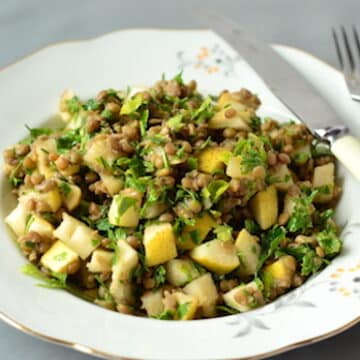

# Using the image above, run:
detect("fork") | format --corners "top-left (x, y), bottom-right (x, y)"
top-left (332, 26), bottom-right (360, 101)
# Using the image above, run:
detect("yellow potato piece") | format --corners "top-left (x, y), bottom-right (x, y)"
top-left (144, 223), bottom-right (178, 267)
top-left (269, 163), bottom-right (293, 192)
top-left (263, 255), bottom-right (297, 289)
top-left (41, 240), bottom-right (79, 274)
top-left (312, 163), bottom-right (335, 203)
top-left (61, 183), bottom-right (82, 211)
top-left (197, 147), bottom-right (230, 174)
top-left (190, 239), bottom-right (240, 275)
top-left (141, 289), bottom-right (164, 317)
top-left (165, 259), bottom-right (200, 286)
top-left (87, 249), bottom-right (114, 273)
top-left (178, 212), bottom-right (216, 250)
top-left (112, 240), bottom-right (139, 282)
top-left (250, 185), bottom-right (278, 230)
top-left (173, 292), bottom-right (199, 320)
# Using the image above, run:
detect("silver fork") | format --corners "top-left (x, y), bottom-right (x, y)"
top-left (332, 26), bottom-right (360, 101)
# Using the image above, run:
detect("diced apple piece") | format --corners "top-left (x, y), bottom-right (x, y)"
top-left (61, 183), bottom-right (82, 211)
top-left (235, 229), bottom-right (261, 277)
top-left (183, 273), bottom-right (218, 317)
top-left (5, 203), bottom-right (28, 237)
top-left (144, 223), bottom-right (178, 266)
top-left (165, 259), bottom-right (200, 286)
top-left (292, 144), bottom-right (311, 165)
top-left (173, 292), bottom-right (199, 320)
top-left (41, 240), bottom-right (80, 274)
top-left (141, 289), bottom-right (164, 317)
top-left (20, 189), bottom-right (62, 212)
top-left (54, 213), bottom-right (101, 259)
top-left (312, 163), bottom-right (335, 203)
top-left (190, 239), bottom-right (240, 275)
top-left (100, 173), bottom-right (123, 195)
top-left (209, 93), bottom-right (253, 130)
top-left (83, 134), bottom-right (118, 172)
top-left (87, 249), bottom-right (114, 273)
top-left (250, 185), bottom-right (278, 230)
top-left (223, 280), bottom-right (264, 312)
top-left (197, 147), bottom-right (230, 174)
top-left (178, 212), bottom-right (216, 250)
top-left (108, 188), bottom-right (142, 228)
top-left (28, 215), bottom-right (55, 239)
top-left (112, 240), bottom-right (139, 282)
top-left (226, 156), bottom-right (244, 179)
top-left (269, 164), bottom-right (293, 192)
top-left (33, 138), bottom-right (57, 178)
top-left (59, 89), bottom-right (75, 122)
top-left (110, 281), bottom-right (134, 305)
top-left (263, 255), bottom-right (297, 290)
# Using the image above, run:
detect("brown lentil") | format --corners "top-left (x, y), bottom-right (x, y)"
top-left (55, 156), bottom-right (69, 170)
top-left (224, 108), bottom-right (236, 118)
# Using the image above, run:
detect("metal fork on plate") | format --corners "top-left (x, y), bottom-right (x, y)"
top-left (332, 26), bottom-right (360, 101)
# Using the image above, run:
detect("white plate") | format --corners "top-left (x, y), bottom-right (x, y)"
top-left (1, 29), bottom-right (360, 360)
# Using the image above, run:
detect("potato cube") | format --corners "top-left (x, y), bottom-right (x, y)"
top-left (108, 188), bottom-right (142, 228)
top-left (144, 223), bottom-right (178, 266)
top-left (20, 189), bottom-right (62, 213)
top-left (87, 249), bottom-right (114, 273)
top-left (250, 185), bottom-right (278, 230)
top-left (292, 144), bottom-right (311, 165)
top-left (100, 173), bottom-right (124, 196)
top-left (183, 273), bottom-right (218, 317)
top-left (41, 240), bottom-right (80, 274)
top-left (269, 164), bottom-right (293, 192)
top-left (33, 138), bottom-right (57, 178)
top-left (173, 292), bottom-right (199, 320)
top-left (190, 239), bottom-right (240, 275)
top-left (235, 229), bottom-right (261, 277)
top-left (226, 156), bottom-right (245, 179)
top-left (110, 281), bottom-right (134, 305)
top-left (197, 147), bottom-right (230, 174)
top-left (178, 212), bottom-right (216, 250)
top-left (165, 259), bottom-right (200, 286)
top-left (54, 213), bottom-right (101, 259)
top-left (223, 280), bottom-right (264, 312)
top-left (28, 215), bottom-right (55, 239)
top-left (112, 240), bottom-right (139, 282)
top-left (141, 289), bottom-right (164, 317)
top-left (312, 163), bottom-right (335, 203)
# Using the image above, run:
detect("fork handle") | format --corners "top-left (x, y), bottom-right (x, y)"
top-left (332, 135), bottom-right (360, 181)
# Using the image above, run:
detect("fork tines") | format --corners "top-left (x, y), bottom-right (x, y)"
top-left (332, 26), bottom-right (360, 101)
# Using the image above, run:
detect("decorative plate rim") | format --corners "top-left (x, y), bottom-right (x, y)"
top-left (0, 28), bottom-right (355, 360)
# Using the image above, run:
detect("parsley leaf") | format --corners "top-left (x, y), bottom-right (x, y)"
top-left (202, 180), bottom-right (229, 209)
top-left (153, 265), bottom-right (166, 288)
top-left (120, 93), bottom-right (144, 115)
top-left (176, 302), bottom-right (190, 319)
top-left (167, 114), bottom-right (185, 132)
top-left (191, 97), bottom-right (214, 123)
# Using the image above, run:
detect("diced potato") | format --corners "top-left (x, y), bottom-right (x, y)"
top-left (263, 255), bottom-right (297, 290)
top-left (28, 215), bottom-right (55, 239)
top-left (269, 164), bottom-right (293, 192)
top-left (144, 223), bottom-right (178, 266)
top-left (173, 292), bottom-right (199, 320)
top-left (141, 202), bottom-right (168, 219)
top-left (54, 213), bottom-right (101, 259)
top-left (208, 93), bottom-right (253, 130)
top-left (100, 173), bottom-right (124, 196)
top-left (141, 289), bottom-right (164, 317)
top-left (292, 144), bottom-right (311, 165)
top-left (5, 203), bottom-right (29, 236)
top-left (235, 229), bottom-right (261, 277)
top-left (165, 259), bottom-right (200, 286)
top-left (197, 147), bottom-right (230, 174)
top-left (33, 138), bottom-right (57, 178)
top-left (183, 273), bottom-right (218, 317)
top-left (250, 185), bottom-right (278, 230)
top-left (20, 189), bottom-right (62, 213)
top-left (190, 239), bottom-right (240, 275)
top-left (110, 281), bottom-right (134, 305)
top-left (108, 188), bottom-right (142, 228)
top-left (83, 134), bottom-right (118, 172)
top-left (178, 212), bottom-right (216, 250)
top-left (112, 240), bottom-right (139, 282)
top-left (87, 249), bottom-right (114, 273)
top-left (61, 183), bottom-right (82, 211)
top-left (223, 280), bottom-right (264, 312)
top-left (41, 240), bottom-right (80, 274)
top-left (312, 163), bottom-right (335, 203)
top-left (217, 91), bottom-right (260, 110)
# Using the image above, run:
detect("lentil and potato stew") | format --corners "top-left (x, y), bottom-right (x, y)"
top-left (3, 75), bottom-right (342, 320)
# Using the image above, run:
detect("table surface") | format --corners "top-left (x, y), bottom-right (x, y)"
top-left (1, 0), bottom-right (359, 359)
